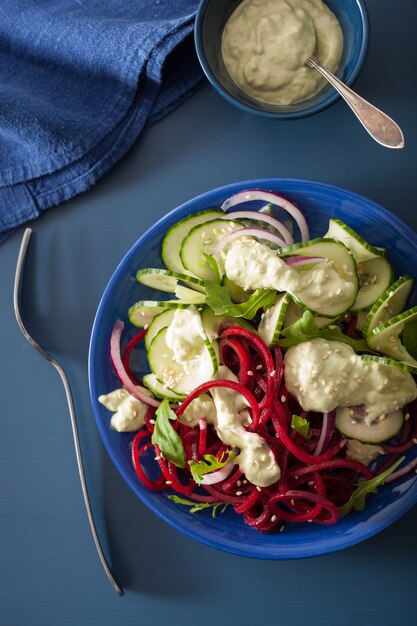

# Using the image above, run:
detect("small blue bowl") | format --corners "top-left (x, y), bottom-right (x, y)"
top-left (89, 178), bottom-right (417, 559)
top-left (194, 0), bottom-right (369, 120)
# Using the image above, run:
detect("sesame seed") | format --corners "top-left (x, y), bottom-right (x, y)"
top-left (237, 480), bottom-right (242, 487)
top-left (413, 439), bottom-right (417, 445)
top-left (279, 526), bottom-right (285, 532)
top-left (270, 370), bottom-right (276, 377)
top-left (308, 480), bottom-right (314, 486)
top-left (247, 370), bottom-right (254, 376)
top-left (149, 419), bottom-right (156, 424)
top-left (243, 480), bottom-right (248, 485)
top-left (166, 480), bottom-right (173, 485)
top-left (405, 413), bottom-right (410, 421)
top-left (154, 456), bottom-right (161, 461)
top-left (256, 364), bottom-right (263, 370)
top-left (271, 515), bottom-right (277, 522)
top-left (290, 499), bottom-right (295, 506)
top-left (236, 490), bottom-right (243, 496)
top-left (256, 486), bottom-right (262, 492)
top-left (379, 414), bottom-right (386, 421)
top-left (281, 394), bottom-right (286, 402)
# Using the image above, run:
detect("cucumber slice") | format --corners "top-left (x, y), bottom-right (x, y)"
top-left (222, 276), bottom-right (250, 303)
top-left (362, 275), bottom-right (414, 335)
top-left (200, 308), bottom-right (253, 342)
top-left (258, 293), bottom-right (290, 347)
top-left (180, 219), bottom-right (243, 281)
top-left (351, 256), bottom-right (393, 312)
top-left (324, 218), bottom-right (385, 263)
top-left (129, 300), bottom-right (190, 327)
top-left (366, 306), bottom-right (417, 369)
top-left (161, 210), bottom-right (224, 275)
top-left (144, 309), bottom-right (176, 350)
top-left (136, 268), bottom-right (205, 293)
top-left (148, 327), bottom-right (217, 394)
top-left (142, 373), bottom-right (186, 401)
top-left (335, 407), bottom-right (404, 444)
top-left (174, 285), bottom-right (207, 304)
top-left (279, 238), bottom-right (358, 317)
top-left (360, 354), bottom-right (417, 375)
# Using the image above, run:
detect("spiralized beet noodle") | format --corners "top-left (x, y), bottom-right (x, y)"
top-left (125, 325), bottom-right (417, 533)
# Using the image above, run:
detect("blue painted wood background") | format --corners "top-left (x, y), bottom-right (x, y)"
top-left (1, 1), bottom-right (417, 624)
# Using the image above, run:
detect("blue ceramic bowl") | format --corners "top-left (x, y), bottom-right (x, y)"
top-left (194, 0), bottom-right (369, 120)
top-left (89, 179), bottom-right (417, 559)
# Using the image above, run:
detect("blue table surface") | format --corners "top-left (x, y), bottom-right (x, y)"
top-left (1, 1), bottom-right (417, 624)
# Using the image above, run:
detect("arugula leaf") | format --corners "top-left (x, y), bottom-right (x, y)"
top-left (188, 451), bottom-right (236, 485)
top-left (168, 495), bottom-right (229, 518)
top-left (403, 318), bottom-right (417, 360)
top-left (277, 310), bottom-right (369, 352)
top-left (204, 281), bottom-right (276, 320)
top-left (151, 399), bottom-right (186, 468)
top-left (338, 456), bottom-right (404, 518)
top-left (291, 415), bottom-right (311, 440)
top-left (202, 253), bottom-right (223, 283)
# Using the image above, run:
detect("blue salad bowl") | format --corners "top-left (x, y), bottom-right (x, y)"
top-left (194, 0), bottom-right (369, 120)
top-left (89, 178), bottom-right (417, 559)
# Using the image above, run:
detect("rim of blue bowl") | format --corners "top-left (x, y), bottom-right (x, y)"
top-left (89, 177), bottom-right (417, 560)
top-left (194, 0), bottom-right (370, 120)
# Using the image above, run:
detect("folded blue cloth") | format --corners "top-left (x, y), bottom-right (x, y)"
top-left (0, 0), bottom-right (203, 242)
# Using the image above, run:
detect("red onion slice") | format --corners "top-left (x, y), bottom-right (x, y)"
top-left (285, 255), bottom-right (325, 267)
top-left (212, 227), bottom-right (286, 259)
top-left (110, 320), bottom-right (160, 408)
top-left (201, 462), bottom-right (236, 485)
top-left (385, 456), bottom-right (417, 484)
top-left (222, 210), bottom-right (294, 245)
top-left (314, 410), bottom-right (336, 456)
top-left (221, 190), bottom-right (310, 242)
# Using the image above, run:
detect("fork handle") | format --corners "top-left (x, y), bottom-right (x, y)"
top-left (306, 56), bottom-right (404, 149)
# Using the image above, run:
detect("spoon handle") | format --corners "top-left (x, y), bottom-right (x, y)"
top-left (306, 56), bottom-right (404, 149)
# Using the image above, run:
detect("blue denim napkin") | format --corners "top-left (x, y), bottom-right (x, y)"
top-left (0, 0), bottom-right (203, 242)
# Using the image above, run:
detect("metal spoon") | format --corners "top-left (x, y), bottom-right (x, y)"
top-left (305, 55), bottom-right (404, 149)
top-left (14, 228), bottom-right (123, 596)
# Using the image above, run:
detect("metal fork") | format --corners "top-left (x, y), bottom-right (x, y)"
top-left (305, 55), bottom-right (404, 150)
top-left (14, 227), bottom-right (122, 596)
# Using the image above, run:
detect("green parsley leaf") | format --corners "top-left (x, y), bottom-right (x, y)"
top-left (338, 456), bottom-right (404, 518)
top-left (188, 451), bottom-right (236, 486)
top-left (403, 318), bottom-right (417, 360)
top-left (291, 415), bottom-right (311, 440)
top-left (277, 310), bottom-right (369, 352)
top-left (151, 399), bottom-right (186, 468)
top-left (168, 495), bottom-right (229, 518)
top-left (204, 281), bottom-right (276, 320)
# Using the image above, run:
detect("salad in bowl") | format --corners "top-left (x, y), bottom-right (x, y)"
top-left (89, 179), bottom-right (417, 557)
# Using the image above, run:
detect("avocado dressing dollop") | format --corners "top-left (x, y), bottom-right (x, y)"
top-left (221, 0), bottom-right (343, 105)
